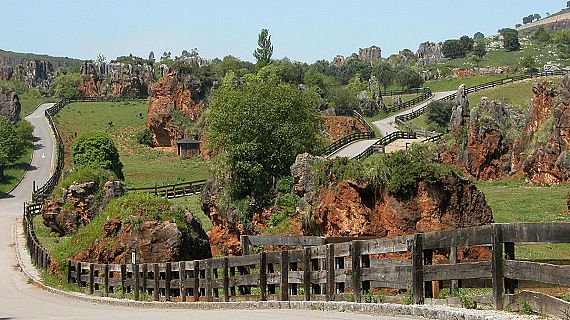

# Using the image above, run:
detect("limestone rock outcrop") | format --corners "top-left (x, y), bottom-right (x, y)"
top-left (0, 87), bottom-right (21, 124)
top-left (146, 70), bottom-right (205, 147)
top-left (358, 46), bottom-right (382, 64)
top-left (0, 60), bottom-right (55, 92)
top-left (72, 210), bottom-right (211, 264)
top-left (303, 174), bottom-right (492, 237)
top-left (42, 181), bottom-right (126, 236)
top-left (79, 61), bottom-right (154, 98)
top-left (416, 42), bottom-right (445, 67)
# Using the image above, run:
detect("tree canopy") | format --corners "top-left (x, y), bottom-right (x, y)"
top-left (207, 71), bottom-right (322, 199)
top-left (253, 29), bottom-right (274, 68)
top-left (0, 118), bottom-right (32, 180)
top-left (71, 131), bottom-right (124, 180)
top-left (501, 28), bottom-right (521, 51)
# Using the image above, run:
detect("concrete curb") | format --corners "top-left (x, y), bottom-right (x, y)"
top-left (13, 219), bottom-right (533, 320)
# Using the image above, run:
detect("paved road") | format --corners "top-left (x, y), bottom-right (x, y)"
top-left (328, 91), bottom-right (455, 159)
top-left (0, 103), bottom-right (417, 319)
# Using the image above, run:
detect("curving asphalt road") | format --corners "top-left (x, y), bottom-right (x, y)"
top-left (0, 103), bottom-right (418, 319)
top-left (328, 91), bottom-right (455, 159)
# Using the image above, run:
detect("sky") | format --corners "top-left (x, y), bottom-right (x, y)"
top-left (0, 1), bottom-right (565, 63)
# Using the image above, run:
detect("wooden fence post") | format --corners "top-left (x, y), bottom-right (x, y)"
top-left (141, 264), bottom-right (147, 295)
top-left (76, 261), bottom-right (82, 287)
top-left (326, 243), bottom-right (335, 301)
top-left (412, 233), bottom-right (424, 305)
top-left (120, 264), bottom-right (126, 298)
top-left (424, 249), bottom-right (434, 299)
top-left (240, 235), bottom-right (251, 256)
top-left (193, 261), bottom-right (200, 302)
top-left (351, 241), bottom-right (362, 303)
top-left (88, 263), bottom-right (94, 295)
top-left (104, 264), bottom-right (109, 297)
top-left (504, 242), bottom-right (516, 294)
top-left (179, 261), bottom-right (186, 302)
top-left (450, 246), bottom-right (459, 292)
top-left (492, 224), bottom-right (505, 310)
top-left (134, 263), bottom-right (140, 301)
top-left (260, 252), bottom-right (267, 301)
top-left (67, 260), bottom-right (72, 284)
top-left (165, 262), bottom-right (172, 301)
top-left (280, 251), bottom-right (289, 301)
top-left (223, 258), bottom-right (229, 302)
top-left (153, 263), bottom-right (159, 301)
top-left (303, 247), bottom-right (311, 301)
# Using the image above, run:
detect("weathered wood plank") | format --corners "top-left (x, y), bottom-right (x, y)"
top-left (491, 224), bottom-right (505, 310)
top-left (504, 260), bottom-right (570, 287)
top-left (229, 274), bottom-right (259, 287)
top-left (360, 265), bottom-right (412, 283)
top-left (423, 225), bottom-right (492, 249)
top-left (334, 242), bottom-right (351, 257)
top-left (247, 236), bottom-right (325, 246)
top-left (412, 233), bottom-right (424, 305)
top-left (423, 261), bottom-right (492, 281)
top-left (501, 223), bottom-right (570, 243)
top-left (228, 255), bottom-right (260, 268)
top-left (360, 236), bottom-right (414, 255)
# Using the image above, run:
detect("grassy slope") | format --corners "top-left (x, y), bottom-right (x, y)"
top-left (20, 97), bottom-right (58, 116)
top-left (425, 74), bottom-right (508, 93)
top-left (169, 194), bottom-right (213, 231)
top-left (54, 100), bottom-right (209, 188)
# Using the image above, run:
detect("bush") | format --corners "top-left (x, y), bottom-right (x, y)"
top-left (425, 101), bottom-right (454, 132)
top-left (136, 128), bottom-right (152, 146)
top-left (501, 29), bottom-right (520, 51)
top-left (71, 131), bottom-right (124, 180)
top-left (51, 73), bottom-right (80, 98)
top-left (275, 176), bottom-right (294, 193)
top-left (0, 118), bottom-right (31, 179)
top-left (395, 68), bottom-right (423, 89)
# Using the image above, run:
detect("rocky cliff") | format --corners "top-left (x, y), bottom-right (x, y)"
top-left (0, 87), bottom-right (21, 124)
top-left (416, 42), bottom-right (445, 67)
top-left (146, 69), bottom-right (205, 147)
top-left (0, 60), bottom-right (55, 92)
top-left (358, 46), bottom-right (382, 64)
top-left (79, 61), bottom-right (154, 98)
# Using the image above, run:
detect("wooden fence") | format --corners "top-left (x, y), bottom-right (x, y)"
top-left (385, 88), bottom-right (432, 114)
top-left (24, 202), bottom-right (570, 309)
top-left (127, 179), bottom-right (207, 199)
top-left (354, 131), bottom-right (417, 160)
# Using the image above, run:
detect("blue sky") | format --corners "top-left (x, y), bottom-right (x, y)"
top-left (0, 1), bottom-right (564, 63)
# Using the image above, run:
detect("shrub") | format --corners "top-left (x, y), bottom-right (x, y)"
top-left (275, 176), bottom-right (294, 193)
top-left (71, 131), bottom-right (124, 180)
top-left (425, 100), bottom-right (454, 132)
top-left (136, 128), bottom-right (152, 146)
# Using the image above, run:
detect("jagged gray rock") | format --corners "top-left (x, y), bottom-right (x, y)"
top-left (357, 46), bottom-right (382, 63)
top-left (0, 87), bottom-right (21, 124)
top-left (416, 41), bottom-right (445, 67)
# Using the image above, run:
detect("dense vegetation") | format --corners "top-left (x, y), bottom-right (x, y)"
top-left (71, 131), bottom-right (124, 180)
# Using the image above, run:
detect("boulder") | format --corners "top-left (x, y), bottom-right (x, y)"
top-left (72, 210), bottom-right (211, 264)
top-left (42, 181), bottom-right (126, 236)
top-left (0, 87), bottom-right (21, 124)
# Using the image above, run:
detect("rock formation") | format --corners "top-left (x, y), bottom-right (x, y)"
top-left (79, 60), bottom-right (154, 98)
top-left (146, 69), bottom-right (205, 147)
top-left (0, 60), bottom-right (55, 92)
top-left (42, 181), bottom-right (126, 236)
top-left (332, 55), bottom-right (345, 66)
top-left (357, 91), bottom-right (379, 117)
top-left (322, 116), bottom-right (368, 140)
top-left (449, 84), bottom-right (470, 131)
top-left (306, 175), bottom-right (492, 237)
top-left (521, 76), bottom-right (570, 184)
top-left (0, 87), bottom-right (21, 124)
top-left (416, 42), bottom-right (445, 67)
top-left (357, 46), bottom-right (382, 64)
top-left (72, 209), bottom-right (211, 264)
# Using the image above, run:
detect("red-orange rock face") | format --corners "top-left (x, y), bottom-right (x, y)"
top-left (323, 116), bottom-right (368, 140)
top-left (146, 70), bottom-right (204, 147)
top-left (309, 175), bottom-right (493, 238)
top-left (78, 61), bottom-right (153, 98)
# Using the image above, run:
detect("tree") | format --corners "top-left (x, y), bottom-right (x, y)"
top-left (523, 16), bottom-right (532, 25)
top-left (395, 67), bottom-right (423, 89)
top-left (325, 86), bottom-right (358, 116)
top-left (207, 71), bottom-right (322, 200)
top-left (148, 51), bottom-right (155, 63)
top-left (50, 74), bottom-right (80, 98)
top-left (425, 100), bottom-right (454, 132)
top-left (0, 118), bottom-right (29, 180)
top-left (501, 28), bottom-right (520, 51)
top-left (473, 32), bottom-right (485, 41)
top-left (458, 35), bottom-right (474, 52)
top-left (520, 55), bottom-right (538, 73)
top-left (533, 14), bottom-right (541, 21)
top-left (160, 51), bottom-right (171, 61)
top-left (372, 61), bottom-right (395, 92)
top-left (253, 28), bottom-right (273, 68)
top-left (515, 23), bottom-right (523, 28)
top-left (473, 42), bottom-right (487, 59)
top-left (95, 53), bottom-right (106, 63)
top-left (442, 40), bottom-right (465, 59)
top-left (71, 131), bottom-right (124, 180)
top-left (532, 26), bottom-right (551, 44)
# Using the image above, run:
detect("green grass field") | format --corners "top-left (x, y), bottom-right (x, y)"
top-left (425, 74), bottom-right (509, 93)
top-left (19, 97), bottom-right (58, 116)
top-left (169, 194), bottom-right (213, 231)
top-left (54, 100), bottom-right (210, 188)
top-left (0, 146), bottom-right (32, 197)
top-left (476, 180), bottom-right (570, 260)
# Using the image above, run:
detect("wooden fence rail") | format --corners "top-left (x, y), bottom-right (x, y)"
top-left (126, 179), bottom-right (207, 199)
top-left (24, 202), bottom-right (570, 309)
top-left (354, 131), bottom-right (417, 160)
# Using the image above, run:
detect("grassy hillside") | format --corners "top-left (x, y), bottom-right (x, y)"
top-left (54, 100), bottom-right (210, 188)
top-left (0, 48), bottom-right (80, 69)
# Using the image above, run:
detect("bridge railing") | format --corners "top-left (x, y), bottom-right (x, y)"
top-left (23, 203), bottom-right (570, 311)
top-left (127, 179), bottom-right (207, 199)
top-left (385, 88), bottom-right (432, 114)
top-left (354, 131), bottom-right (417, 161)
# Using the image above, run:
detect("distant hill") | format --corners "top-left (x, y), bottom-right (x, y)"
top-left (0, 48), bottom-right (81, 69)
top-left (517, 9), bottom-right (570, 36)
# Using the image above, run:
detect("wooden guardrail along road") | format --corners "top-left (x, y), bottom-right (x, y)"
top-left (24, 203), bottom-right (570, 309)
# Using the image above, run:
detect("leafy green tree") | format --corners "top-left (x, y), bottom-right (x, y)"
top-left (442, 39), bottom-right (465, 59)
top-left (273, 58), bottom-right (308, 84)
top-left (473, 42), bottom-right (487, 59)
top-left (253, 28), bottom-right (274, 68)
top-left (207, 71), bottom-right (322, 200)
top-left (473, 32), bottom-right (485, 41)
top-left (71, 131), bottom-right (124, 180)
top-left (501, 28), bottom-right (520, 51)
top-left (51, 74), bottom-right (80, 98)
top-left (520, 55), bottom-right (538, 72)
top-left (458, 35), bottom-right (474, 52)
top-left (425, 101), bottom-right (454, 132)
top-left (372, 61), bottom-right (395, 92)
top-left (395, 67), bottom-right (423, 89)
top-left (532, 26), bottom-right (551, 44)
top-left (553, 30), bottom-right (570, 58)
top-left (0, 118), bottom-right (31, 179)
top-left (303, 68), bottom-right (337, 95)
top-left (325, 86), bottom-right (358, 116)
top-left (95, 53), bottom-right (106, 63)
top-left (347, 74), bottom-right (369, 97)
